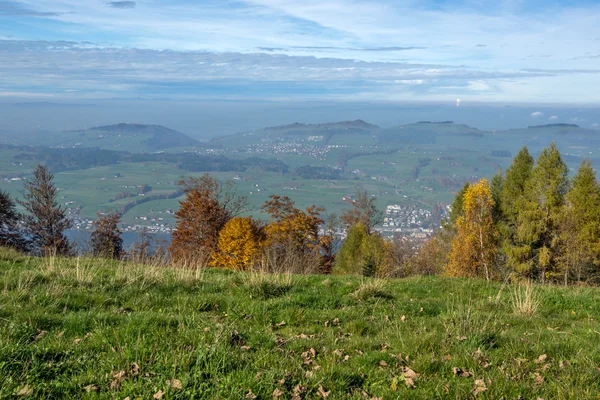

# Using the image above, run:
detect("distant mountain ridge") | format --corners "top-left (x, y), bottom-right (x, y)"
top-left (85, 123), bottom-right (200, 151)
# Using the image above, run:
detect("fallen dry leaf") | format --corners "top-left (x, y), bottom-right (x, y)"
top-left (109, 379), bottom-right (121, 390)
top-left (401, 315), bottom-right (406, 322)
top-left (534, 372), bottom-right (544, 385)
top-left (167, 378), bottom-right (183, 390)
top-left (16, 386), bottom-right (33, 396)
top-left (541, 363), bottom-right (551, 372)
top-left (456, 336), bottom-right (467, 341)
top-left (379, 360), bottom-right (389, 367)
top-left (442, 354), bottom-right (452, 361)
top-left (245, 390), bottom-right (257, 399)
top-left (241, 345), bottom-right (251, 351)
top-left (275, 321), bottom-right (286, 327)
top-left (472, 379), bottom-right (487, 396)
top-left (343, 355), bottom-right (350, 362)
top-left (130, 362), bottom-right (140, 376)
top-left (317, 385), bottom-right (330, 398)
top-left (272, 388), bottom-right (284, 398)
top-left (56, 331), bottom-right (65, 338)
top-left (404, 376), bottom-right (415, 388)
top-left (402, 367), bottom-right (419, 379)
top-left (83, 384), bottom-right (100, 392)
top-left (73, 338), bottom-right (82, 345)
top-left (535, 354), bottom-right (548, 364)
top-left (113, 370), bottom-right (126, 380)
top-left (153, 390), bottom-right (164, 399)
top-left (452, 367), bottom-right (473, 378)
top-left (559, 360), bottom-right (571, 369)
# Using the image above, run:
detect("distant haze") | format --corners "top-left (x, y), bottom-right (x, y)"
top-left (0, 100), bottom-right (598, 139)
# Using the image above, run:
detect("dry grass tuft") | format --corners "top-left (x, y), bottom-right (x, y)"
top-left (511, 281), bottom-right (540, 317)
top-left (352, 278), bottom-right (393, 301)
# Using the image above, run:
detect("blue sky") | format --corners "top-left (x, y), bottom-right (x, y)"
top-left (1, 0), bottom-right (600, 105)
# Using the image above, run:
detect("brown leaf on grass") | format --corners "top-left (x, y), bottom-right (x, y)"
top-left (291, 384), bottom-right (306, 400)
top-left (343, 355), bottom-right (350, 362)
top-left (153, 390), bottom-right (164, 399)
top-left (109, 379), bottom-right (121, 390)
top-left (241, 346), bottom-right (251, 351)
top-left (541, 363), bottom-right (551, 372)
top-left (534, 372), bottom-right (544, 385)
top-left (56, 331), bottom-right (65, 338)
top-left (167, 379), bottom-right (183, 390)
top-left (275, 337), bottom-right (287, 347)
top-left (16, 386), bottom-right (33, 396)
top-left (535, 354), bottom-right (548, 364)
top-left (305, 370), bottom-right (314, 378)
top-left (275, 321), bottom-right (286, 327)
top-left (83, 384), bottom-right (100, 392)
top-left (401, 367), bottom-right (419, 380)
top-left (129, 362), bottom-right (140, 376)
top-left (317, 385), bottom-right (330, 398)
top-left (442, 354), bottom-right (452, 361)
top-left (456, 336), bottom-right (467, 341)
top-left (245, 390), bottom-right (257, 399)
top-left (272, 388), bottom-right (284, 398)
top-left (404, 376), bottom-right (415, 388)
top-left (472, 348), bottom-right (486, 364)
top-left (472, 379), bottom-right (487, 396)
top-left (33, 330), bottom-right (48, 341)
top-left (559, 360), bottom-right (571, 369)
top-left (452, 367), bottom-right (473, 377)
top-left (333, 349), bottom-right (344, 357)
top-left (113, 370), bottom-right (126, 380)
top-left (400, 315), bottom-right (406, 322)
top-left (379, 360), bottom-right (389, 367)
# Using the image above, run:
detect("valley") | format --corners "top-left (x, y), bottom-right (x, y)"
top-left (1, 121), bottom-right (599, 238)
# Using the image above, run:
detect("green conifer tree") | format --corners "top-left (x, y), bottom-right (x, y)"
top-left (517, 143), bottom-right (569, 282)
top-left (560, 160), bottom-right (600, 284)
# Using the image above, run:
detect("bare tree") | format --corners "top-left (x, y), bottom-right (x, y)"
top-left (340, 189), bottom-right (383, 234)
top-left (19, 165), bottom-right (72, 256)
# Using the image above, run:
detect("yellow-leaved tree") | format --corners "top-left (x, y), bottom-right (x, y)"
top-left (211, 216), bottom-right (262, 271)
top-left (446, 178), bottom-right (498, 281)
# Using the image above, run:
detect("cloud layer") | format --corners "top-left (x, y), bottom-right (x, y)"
top-left (0, 0), bottom-right (599, 103)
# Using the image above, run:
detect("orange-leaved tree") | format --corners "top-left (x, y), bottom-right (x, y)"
top-left (211, 216), bottom-right (263, 271)
top-left (262, 195), bottom-right (324, 253)
top-left (446, 178), bottom-right (498, 280)
top-left (170, 174), bottom-right (246, 265)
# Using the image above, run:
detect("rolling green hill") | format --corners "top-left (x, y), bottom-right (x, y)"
top-left (21, 123), bottom-right (203, 153)
top-left (1, 248), bottom-right (599, 398)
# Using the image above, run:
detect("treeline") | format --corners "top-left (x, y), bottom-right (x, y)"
top-left (445, 143), bottom-right (600, 285)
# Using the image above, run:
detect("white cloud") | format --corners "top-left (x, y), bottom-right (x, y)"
top-left (530, 111), bottom-right (544, 118)
top-left (549, 115), bottom-right (558, 120)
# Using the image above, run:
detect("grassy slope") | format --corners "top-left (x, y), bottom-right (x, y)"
top-left (1, 249), bottom-right (599, 399)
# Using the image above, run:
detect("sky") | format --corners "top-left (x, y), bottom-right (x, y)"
top-left (0, 0), bottom-right (599, 136)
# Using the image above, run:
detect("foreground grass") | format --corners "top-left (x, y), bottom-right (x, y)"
top-left (1, 249), bottom-right (599, 399)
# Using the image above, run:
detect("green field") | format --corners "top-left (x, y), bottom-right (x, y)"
top-left (1, 248), bottom-right (599, 398)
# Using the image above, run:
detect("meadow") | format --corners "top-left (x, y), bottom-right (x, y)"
top-left (1, 248), bottom-right (599, 399)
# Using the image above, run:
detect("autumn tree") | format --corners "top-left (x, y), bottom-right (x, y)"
top-left (211, 216), bottom-right (263, 271)
top-left (559, 160), bottom-right (600, 284)
top-left (90, 211), bottom-right (123, 259)
top-left (516, 143), bottom-right (569, 281)
top-left (0, 190), bottom-right (30, 252)
top-left (444, 182), bottom-right (470, 231)
top-left (446, 179), bottom-right (498, 280)
top-left (262, 195), bottom-right (323, 252)
top-left (170, 175), bottom-right (246, 264)
top-left (19, 165), bottom-right (72, 256)
top-left (340, 189), bottom-right (383, 234)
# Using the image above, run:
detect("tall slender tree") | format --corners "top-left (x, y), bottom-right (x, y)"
top-left (19, 165), bottom-right (72, 256)
top-left (559, 160), bottom-right (600, 284)
top-left (446, 179), bottom-right (498, 280)
top-left (517, 143), bottom-right (569, 281)
top-left (0, 190), bottom-right (30, 252)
